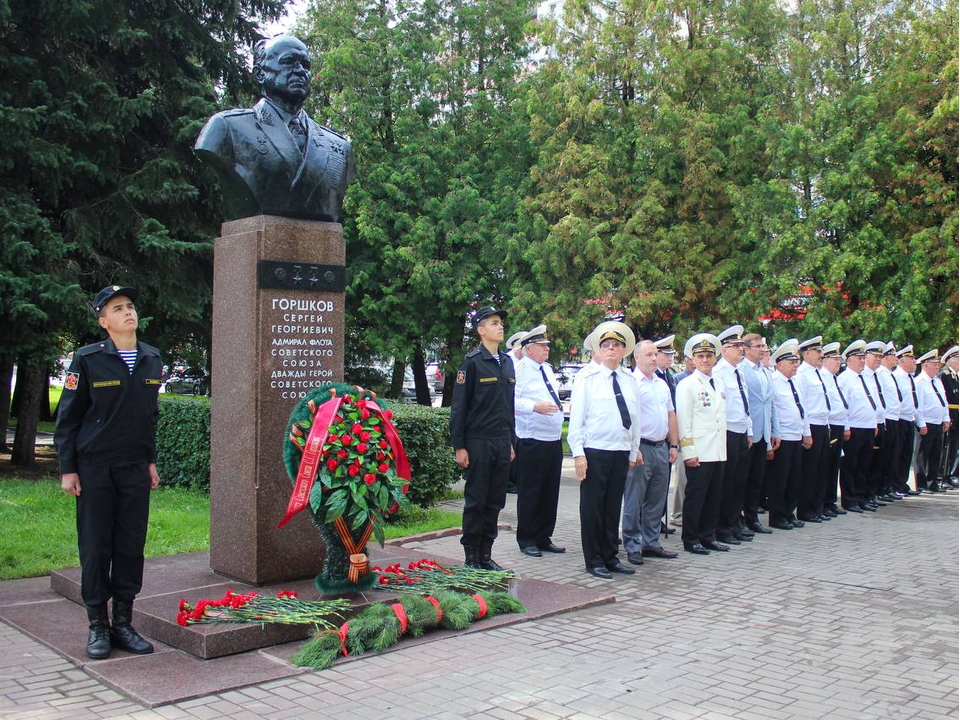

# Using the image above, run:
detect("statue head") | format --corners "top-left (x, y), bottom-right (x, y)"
top-left (253, 35), bottom-right (312, 112)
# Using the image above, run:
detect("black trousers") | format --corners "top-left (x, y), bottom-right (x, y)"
top-left (461, 436), bottom-right (511, 545)
top-left (76, 461), bottom-right (152, 608)
top-left (866, 421), bottom-right (890, 496)
top-left (742, 438), bottom-right (768, 523)
top-left (915, 425), bottom-right (944, 490)
top-left (767, 440), bottom-right (803, 523)
top-left (681, 460), bottom-right (723, 545)
top-left (579, 448), bottom-right (629, 569)
top-left (940, 415), bottom-right (958, 480)
top-left (895, 419), bottom-right (916, 490)
top-left (516, 438), bottom-right (563, 549)
top-left (881, 419), bottom-right (904, 493)
top-left (719, 431), bottom-right (749, 534)
top-left (840, 428), bottom-right (873, 505)
top-left (507, 440), bottom-right (520, 491)
top-left (799, 424), bottom-right (828, 518)
top-left (822, 425), bottom-right (844, 507)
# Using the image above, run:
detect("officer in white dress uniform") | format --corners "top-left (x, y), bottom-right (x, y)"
top-left (915, 349), bottom-right (951, 492)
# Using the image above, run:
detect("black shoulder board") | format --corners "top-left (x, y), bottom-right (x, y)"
top-left (77, 342), bottom-right (106, 357)
top-left (466, 349), bottom-right (480, 358)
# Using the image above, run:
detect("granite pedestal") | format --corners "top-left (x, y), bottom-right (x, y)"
top-left (210, 215), bottom-right (346, 585)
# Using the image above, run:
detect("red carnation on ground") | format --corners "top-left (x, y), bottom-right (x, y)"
top-left (348, 465), bottom-right (360, 477)
top-left (356, 442), bottom-right (368, 454)
top-left (360, 431), bottom-right (371, 442)
top-left (364, 473), bottom-right (376, 485)
top-left (179, 599), bottom-right (190, 612)
top-left (378, 462), bottom-right (389, 473)
top-left (337, 449), bottom-right (348, 459)
top-left (327, 458), bottom-right (338, 472)
top-left (341, 433), bottom-right (353, 445)
top-left (352, 422), bottom-right (363, 435)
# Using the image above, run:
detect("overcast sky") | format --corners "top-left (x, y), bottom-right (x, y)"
top-left (261, 0), bottom-right (310, 37)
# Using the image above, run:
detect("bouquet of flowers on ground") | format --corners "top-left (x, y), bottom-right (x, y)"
top-left (279, 383), bottom-right (413, 594)
top-left (176, 589), bottom-right (351, 630)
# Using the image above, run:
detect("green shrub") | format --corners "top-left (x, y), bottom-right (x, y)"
top-left (156, 395), bottom-right (211, 491)
top-left (388, 404), bottom-right (462, 510)
top-left (154, 395), bottom-right (460, 506)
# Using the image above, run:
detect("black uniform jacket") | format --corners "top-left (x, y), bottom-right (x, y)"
top-left (941, 369), bottom-right (959, 422)
top-left (449, 345), bottom-right (516, 448)
top-left (54, 338), bottom-right (163, 474)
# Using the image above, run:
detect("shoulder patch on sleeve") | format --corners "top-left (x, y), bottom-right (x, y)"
top-left (65, 372), bottom-right (80, 391)
top-left (456, 371), bottom-right (466, 385)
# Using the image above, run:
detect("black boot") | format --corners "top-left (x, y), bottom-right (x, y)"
top-left (85, 605), bottom-right (112, 660)
top-left (111, 601), bottom-right (154, 654)
top-left (478, 540), bottom-right (507, 572)
top-left (463, 539), bottom-right (481, 568)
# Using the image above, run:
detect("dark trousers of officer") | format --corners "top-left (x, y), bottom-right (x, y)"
top-left (881, 419), bottom-right (904, 493)
top-left (915, 425), bottom-right (944, 490)
top-left (822, 425), bottom-right (844, 508)
top-left (515, 438), bottom-right (563, 549)
top-left (840, 428), bottom-right (873, 505)
top-left (940, 417), bottom-right (958, 481)
top-left (506, 441), bottom-right (520, 492)
top-left (76, 461), bottom-right (152, 608)
top-left (895, 419), bottom-right (916, 491)
top-left (742, 438), bottom-right (768, 523)
top-left (579, 448), bottom-right (628, 569)
top-left (767, 440), bottom-right (804, 524)
top-left (719, 431), bottom-right (749, 535)
top-left (681, 460), bottom-right (723, 546)
top-left (461, 437), bottom-right (511, 545)
top-left (799, 424), bottom-right (828, 518)
top-left (866, 421), bottom-right (889, 497)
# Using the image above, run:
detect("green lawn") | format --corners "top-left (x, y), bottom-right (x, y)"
top-left (0, 478), bottom-right (462, 580)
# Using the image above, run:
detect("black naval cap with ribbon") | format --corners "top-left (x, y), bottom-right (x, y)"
top-left (472, 306), bottom-right (507, 330)
top-left (92, 285), bottom-right (139, 314)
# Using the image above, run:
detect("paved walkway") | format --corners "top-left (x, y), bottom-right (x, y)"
top-left (2, 463), bottom-right (958, 719)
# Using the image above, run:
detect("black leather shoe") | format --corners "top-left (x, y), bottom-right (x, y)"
top-left (111, 601), bottom-right (153, 655)
top-left (641, 546), bottom-right (678, 559)
top-left (747, 520), bottom-right (773, 534)
top-left (506, 485), bottom-right (518, 495)
top-left (860, 503), bottom-right (877, 512)
top-left (606, 560), bottom-right (636, 574)
top-left (738, 523), bottom-right (756, 537)
top-left (828, 504), bottom-right (847, 515)
top-left (86, 605), bottom-right (112, 660)
top-left (660, 522), bottom-right (676, 535)
top-left (732, 529), bottom-right (753, 542)
top-left (626, 552), bottom-right (645, 565)
top-left (702, 541), bottom-right (730, 552)
top-left (684, 542), bottom-right (710, 555)
top-left (904, 489), bottom-right (921, 496)
top-left (791, 519), bottom-right (806, 528)
top-left (798, 515), bottom-right (821, 523)
top-left (587, 566), bottom-right (613, 579)
top-left (818, 514), bottom-right (832, 521)
top-left (520, 545), bottom-right (542, 557)
top-left (843, 504), bottom-right (863, 513)
top-left (770, 520), bottom-right (794, 530)
top-left (715, 532), bottom-right (741, 545)
top-left (822, 508), bottom-right (838, 518)
top-left (538, 542), bottom-right (566, 553)
top-left (478, 542), bottom-right (507, 572)
top-left (871, 497), bottom-right (888, 506)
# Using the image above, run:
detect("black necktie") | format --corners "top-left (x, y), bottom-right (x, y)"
top-left (541, 365), bottom-right (562, 408)
top-left (734, 367), bottom-right (750, 416)
top-left (815, 369), bottom-right (832, 411)
top-left (873, 374), bottom-right (887, 409)
top-left (833, 375), bottom-right (848, 410)
top-left (860, 375), bottom-right (877, 410)
top-left (788, 378), bottom-right (805, 419)
top-left (909, 375), bottom-right (919, 408)
top-left (611, 372), bottom-right (631, 429)
top-left (289, 117), bottom-right (306, 154)
top-left (709, 377), bottom-right (716, 390)
top-left (933, 381), bottom-right (946, 407)
top-left (891, 375), bottom-right (903, 402)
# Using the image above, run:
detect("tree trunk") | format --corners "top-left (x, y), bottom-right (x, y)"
top-left (411, 344), bottom-right (431, 406)
top-left (12, 364), bottom-right (45, 467)
top-left (0, 360), bottom-right (13, 452)
top-left (389, 359), bottom-right (405, 398)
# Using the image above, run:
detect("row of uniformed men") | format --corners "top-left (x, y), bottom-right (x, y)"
top-left (449, 306), bottom-right (957, 577)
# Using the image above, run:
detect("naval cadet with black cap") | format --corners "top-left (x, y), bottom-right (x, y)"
top-left (938, 346), bottom-right (959, 487)
top-left (54, 285), bottom-right (163, 660)
top-left (449, 306), bottom-right (516, 571)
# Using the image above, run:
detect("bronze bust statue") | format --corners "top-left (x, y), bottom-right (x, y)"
top-left (195, 35), bottom-right (356, 222)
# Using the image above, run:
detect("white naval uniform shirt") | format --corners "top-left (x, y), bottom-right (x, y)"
top-left (876, 366), bottom-right (902, 423)
top-left (861, 366), bottom-right (888, 423)
top-left (568, 363), bottom-right (640, 462)
top-left (514, 356), bottom-right (565, 441)
top-left (916, 373), bottom-right (950, 427)
top-left (893, 366), bottom-right (924, 428)
top-left (714, 358), bottom-right (752, 437)
top-left (771, 371), bottom-right (811, 441)
top-left (823, 369), bottom-right (849, 430)
top-left (795, 362), bottom-right (831, 427)
top-left (838, 368), bottom-right (883, 430)
top-left (632, 368), bottom-right (672, 442)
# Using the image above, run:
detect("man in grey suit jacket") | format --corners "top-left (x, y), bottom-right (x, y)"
top-left (195, 35), bottom-right (356, 222)
top-left (741, 333), bottom-right (780, 533)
